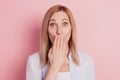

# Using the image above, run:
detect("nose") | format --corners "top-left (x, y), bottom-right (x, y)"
top-left (56, 26), bottom-right (62, 35)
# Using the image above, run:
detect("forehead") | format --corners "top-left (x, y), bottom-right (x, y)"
top-left (50, 11), bottom-right (69, 21)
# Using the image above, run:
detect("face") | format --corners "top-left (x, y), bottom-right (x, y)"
top-left (48, 11), bottom-right (72, 44)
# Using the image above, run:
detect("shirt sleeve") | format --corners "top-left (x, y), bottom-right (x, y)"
top-left (89, 58), bottom-right (96, 80)
top-left (26, 56), bottom-right (43, 80)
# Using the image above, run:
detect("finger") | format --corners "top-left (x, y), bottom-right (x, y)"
top-left (62, 40), bottom-right (65, 52)
top-left (62, 41), bottom-right (66, 58)
top-left (48, 48), bottom-right (53, 63)
top-left (60, 35), bottom-right (63, 51)
top-left (57, 35), bottom-right (61, 50)
top-left (61, 37), bottom-right (65, 53)
top-left (53, 36), bottom-right (58, 50)
top-left (48, 48), bottom-right (52, 57)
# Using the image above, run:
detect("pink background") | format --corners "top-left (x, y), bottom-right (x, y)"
top-left (0, 0), bottom-right (120, 80)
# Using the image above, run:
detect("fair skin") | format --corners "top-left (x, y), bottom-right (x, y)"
top-left (45, 11), bottom-right (72, 80)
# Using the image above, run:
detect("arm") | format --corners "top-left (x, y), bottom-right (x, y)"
top-left (26, 56), bottom-right (42, 80)
top-left (45, 64), bottom-right (59, 80)
top-left (45, 35), bottom-right (67, 80)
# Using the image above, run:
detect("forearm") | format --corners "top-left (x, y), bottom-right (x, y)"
top-left (45, 64), bottom-right (59, 80)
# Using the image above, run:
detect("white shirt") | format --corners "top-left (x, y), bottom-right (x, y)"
top-left (26, 49), bottom-right (95, 80)
top-left (57, 72), bottom-right (71, 80)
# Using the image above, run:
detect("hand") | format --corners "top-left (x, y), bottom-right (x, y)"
top-left (48, 35), bottom-right (67, 70)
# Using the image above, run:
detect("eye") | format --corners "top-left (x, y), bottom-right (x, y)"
top-left (49, 23), bottom-right (56, 27)
top-left (63, 22), bottom-right (68, 26)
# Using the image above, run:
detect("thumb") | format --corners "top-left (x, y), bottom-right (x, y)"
top-left (48, 48), bottom-right (53, 61)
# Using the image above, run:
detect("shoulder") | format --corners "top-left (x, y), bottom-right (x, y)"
top-left (77, 49), bottom-right (94, 66)
top-left (27, 52), bottom-right (40, 68)
top-left (28, 52), bottom-right (40, 60)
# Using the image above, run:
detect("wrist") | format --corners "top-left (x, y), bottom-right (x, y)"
top-left (45, 64), bottom-right (59, 80)
top-left (50, 64), bottom-right (60, 73)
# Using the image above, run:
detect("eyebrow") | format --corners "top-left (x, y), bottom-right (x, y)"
top-left (49, 19), bottom-right (56, 22)
top-left (49, 18), bottom-right (69, 22)
top-left (62, 18), bottom-right (69, 21)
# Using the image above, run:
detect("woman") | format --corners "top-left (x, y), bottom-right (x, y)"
top-left (26, 5), bottom-right (95, 80)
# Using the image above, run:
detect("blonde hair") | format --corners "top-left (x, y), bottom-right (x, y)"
top-left (40, 5), bottom-right (80, 68)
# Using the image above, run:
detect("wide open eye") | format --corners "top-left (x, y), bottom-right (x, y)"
top-left (49, 23), bottom-right (56, 27)
top-left (63, 22), bottom-right (68, 26)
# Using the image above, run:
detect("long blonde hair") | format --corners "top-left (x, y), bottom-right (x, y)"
top-left (40, 5), bottom-right (80, 68)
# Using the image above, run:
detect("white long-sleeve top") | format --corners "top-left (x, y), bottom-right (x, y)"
top-left (26, 49), bottom-right (96, 80)
top-left (57, 71), bottom-right (71, 80)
